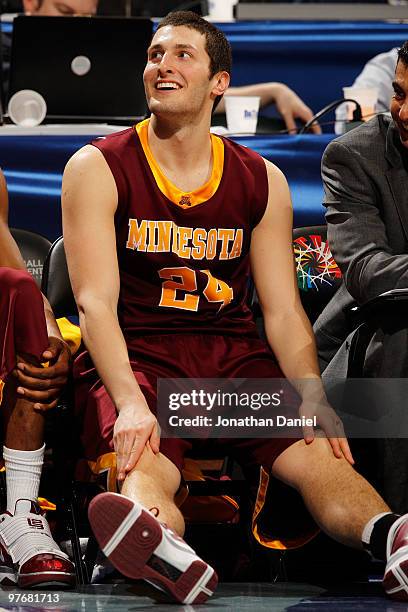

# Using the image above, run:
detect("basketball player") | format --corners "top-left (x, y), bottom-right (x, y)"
top-left (62, 11), bottom-right (408, 604)
top-left (0, 169), bottom-right (75, 587)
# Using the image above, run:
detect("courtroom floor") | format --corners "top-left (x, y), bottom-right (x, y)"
top-left (0, 581), bottom-right (406, 612)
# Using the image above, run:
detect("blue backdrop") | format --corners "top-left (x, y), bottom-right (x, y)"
top-left (2, 132), bottom-right (334, 241)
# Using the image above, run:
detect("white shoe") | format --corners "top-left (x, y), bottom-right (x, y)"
top-left (88, 492), bottom-right (217, 604)
top-left (0, 499), bottom-right (75, 588)
top-left (384, 513), bottom-right (408, 600)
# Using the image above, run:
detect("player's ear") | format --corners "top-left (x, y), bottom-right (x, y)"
top-left (212, 71), bottom-right (230, 98)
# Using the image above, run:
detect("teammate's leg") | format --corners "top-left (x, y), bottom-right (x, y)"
top-left (0, 268), bottom-right (74, 588)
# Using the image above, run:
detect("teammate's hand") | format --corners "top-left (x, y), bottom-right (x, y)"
top-left (14, 336), bottom-right (70, 411)
top-left (273, 83), bottom-right (321, 135)
top-left (300, 397), bottom-right (354, 465)
top-left (114, 405), bottom-right (160, 481)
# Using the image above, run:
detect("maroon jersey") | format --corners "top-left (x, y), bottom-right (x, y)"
top-left (91, 120), bottom-right (268, 346)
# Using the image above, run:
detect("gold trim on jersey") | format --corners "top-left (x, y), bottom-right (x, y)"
top-left (135, 119), bottom-right (224, 209)
top-left (0, 380), bottom-right (4, 406)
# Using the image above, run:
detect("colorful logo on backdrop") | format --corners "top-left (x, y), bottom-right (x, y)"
top-left (293, 234), bottom-right (341, 291)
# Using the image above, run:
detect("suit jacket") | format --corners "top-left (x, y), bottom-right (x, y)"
top-left (314, 114), bottom-right (408, 370)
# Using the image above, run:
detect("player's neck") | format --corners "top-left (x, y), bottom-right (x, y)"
top-left (148, 115), bottom-right (213, 188)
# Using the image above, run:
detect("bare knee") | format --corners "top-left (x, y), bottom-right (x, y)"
top-left (123, 445), bottom-right (181, 498)
top-left (272, 437), bottom-right (353, 492)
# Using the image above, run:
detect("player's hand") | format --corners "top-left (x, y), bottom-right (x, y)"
top-left (14, 336), bottom-right (71, 411)
top-left (273, 83), bottom-right (321, 135)
top-left (114, 405), bottom-right (160, 482)
top-left (300, 397), bottom-right (354, 465)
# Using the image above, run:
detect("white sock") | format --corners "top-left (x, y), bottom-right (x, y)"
top-left (3, 444), bottom-right (45, 514)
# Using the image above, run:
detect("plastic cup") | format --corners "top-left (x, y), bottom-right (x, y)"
top-left (342, 87), bottom-right (378, 122)
top-left (208, 0), bottom-right (237, 21)
top-left (8, 89), bottom-right (47, 127)
top-left (225, 96), bottom-right (260, 134)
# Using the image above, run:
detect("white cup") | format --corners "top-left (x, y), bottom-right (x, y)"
top-left (225, 96), bottom-right (260, 134)
top-left (208, 0), bottom-right (237, 21)
top-left (8, 89), bottom-right (47, 127)
top-left (342, 87), bottom-right (378, 122)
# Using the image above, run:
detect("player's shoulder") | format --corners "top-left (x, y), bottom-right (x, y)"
top-left (67, 127), bottom-right (137, 172)
top-left (325, 114), bottom-right (389, 159)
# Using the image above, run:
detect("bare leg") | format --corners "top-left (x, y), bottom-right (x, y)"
top-left (2, 355), bottom-right (45, 451)
top-left (272, 437), bottom-right (390, 548)
top-left (121, 445), bottom-right (185, 535)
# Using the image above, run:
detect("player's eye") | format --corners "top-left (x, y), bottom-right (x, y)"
top-left (178, 52), bottom-right (191, 59)
top-left (393, 86), bottom-right (404, 100)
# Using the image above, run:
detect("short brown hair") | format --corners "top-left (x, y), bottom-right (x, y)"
top-left (156, 11), bottom-right (232, 110)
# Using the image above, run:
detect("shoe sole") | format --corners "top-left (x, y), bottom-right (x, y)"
top-left (18, 572), bottom-right (75, 589)
top-left (88, 492), bottom-right (217, 604)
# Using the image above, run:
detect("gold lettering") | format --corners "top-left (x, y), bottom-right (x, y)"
top-left (147, 221), bottom-right (157, 253)
top-left (191, 228), bottom-right (207, 260)
top-left (229, 228), bottom-right (243, 259)
top-left (156, 221), bottom-right (173, 252)
top-left (218, 229), bottom-right (235, 260)
top-left (126, 219), bottom-right (147, 251)
top-left (206, 228), bottom-right (217, 260)
top-left (178, 227), bottom-right (193, 259)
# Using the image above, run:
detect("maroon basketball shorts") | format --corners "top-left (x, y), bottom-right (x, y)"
top-left (0, 268), bottom-right (49, 405)
top-left (74, 333), bottom-right (318, 548)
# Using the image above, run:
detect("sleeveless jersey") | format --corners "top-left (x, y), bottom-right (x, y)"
top-left (91, 120), bottom-right (268, 346)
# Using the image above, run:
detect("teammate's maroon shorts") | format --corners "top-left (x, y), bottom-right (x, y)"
top-left (74, 334), bottom-right (317, 548)
top-left (0, 268), bottom-right (48, 404)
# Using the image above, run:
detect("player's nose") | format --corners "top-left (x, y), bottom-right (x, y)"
top-left (157, 52), bottom-right (175, 75)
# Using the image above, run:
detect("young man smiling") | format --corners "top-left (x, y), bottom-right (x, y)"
top-left (63, 12), bottom-right (408, 605)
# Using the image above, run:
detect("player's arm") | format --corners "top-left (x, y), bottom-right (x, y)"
top-left (62, 146), bottom-right (159, 481)
top-left (0, 169), bottom-right (26, 269)
top-left (216, 83), bottom-right (321, 134)
top-left (0, 168), bottom-right (70, 409)
top-left (250, 159), bottom-right (352, 463)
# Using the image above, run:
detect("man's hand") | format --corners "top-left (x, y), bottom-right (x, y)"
top-left (114, 405), bottom-right (160, 482)
top-left (273, 83), bottom-right (321, 135)
top-left (299, 397), bottom-right (354, 465)
top-left (14, 336), bottom-right (71, 411)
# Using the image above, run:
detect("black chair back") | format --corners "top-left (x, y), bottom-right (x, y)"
top-left (41, 236), bottom-right (77, 318)
top-left (10, 227), bottom-right (51, 287)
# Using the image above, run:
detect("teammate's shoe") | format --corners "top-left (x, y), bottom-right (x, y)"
top-left (0, 499), bottom-right (75, 589)
top-left (383, 514), bottom-right (408, 600)
top-left (88, 492), bottom-right (218, 604)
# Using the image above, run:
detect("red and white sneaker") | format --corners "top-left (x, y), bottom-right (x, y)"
top-left (88, 492), bottom-right (217, 604)
top-left (383, 514), bottom-right (408, 600)
top-left (0, 499), bottom-right (75, 589)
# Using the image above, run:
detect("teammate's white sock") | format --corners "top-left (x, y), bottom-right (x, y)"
top-left (3, 444), bottom-right (45, 514)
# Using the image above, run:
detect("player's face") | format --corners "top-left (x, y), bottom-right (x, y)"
top-left (391, 60), bottom-right (408, 149)
top-left (23, 0), bottom-right (98, 15)
top-left (144, 25), bottom-right (220, 119)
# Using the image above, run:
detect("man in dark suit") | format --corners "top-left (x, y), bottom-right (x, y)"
top-left (315, 40), bottom-right (408, 371)
top-left (314, 40), bottom-right (408, 512)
